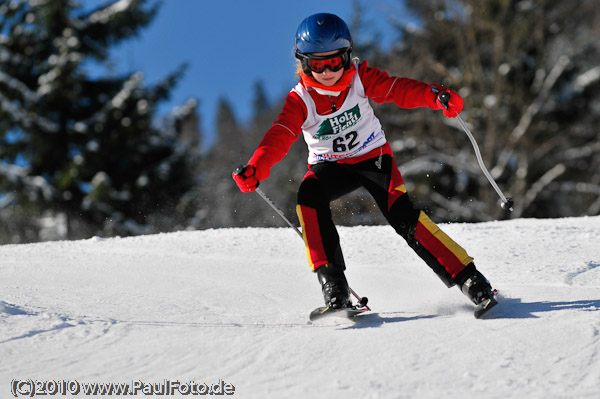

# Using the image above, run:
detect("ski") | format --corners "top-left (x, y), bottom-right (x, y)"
top-left (309, 305), bottom-right (369, 321)
top-left (474, 289), bottom-right (499, 319)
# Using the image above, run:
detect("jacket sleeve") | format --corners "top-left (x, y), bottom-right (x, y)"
top-left (358, 60), bottom-right (443, 110)
top-left (247, 90), bottom-right (306, 181)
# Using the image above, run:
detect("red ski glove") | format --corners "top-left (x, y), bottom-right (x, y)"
top-left (232, 165), bottom-right (259, 193)
top-left (435, 88), bottom-right (463, 118)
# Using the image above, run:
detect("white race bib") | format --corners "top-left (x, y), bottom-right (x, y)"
top-left (292, 65), bottom-right (386, 164)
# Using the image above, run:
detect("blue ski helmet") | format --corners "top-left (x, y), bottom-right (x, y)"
top-left (294, 13), bottom-right (353, 55)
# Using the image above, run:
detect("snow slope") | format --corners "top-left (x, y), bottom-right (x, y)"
top-left (1, 216), bottom-right (599, 398)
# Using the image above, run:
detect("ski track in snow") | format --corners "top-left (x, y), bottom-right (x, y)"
top-left (0, 216), bottom-right (599, 398)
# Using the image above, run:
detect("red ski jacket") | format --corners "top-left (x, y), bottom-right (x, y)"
top-left (248, 60), bottom-right (442, 181)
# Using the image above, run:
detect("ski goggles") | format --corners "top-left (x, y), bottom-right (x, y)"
top-left (298, 50), bottom-right (350, 73)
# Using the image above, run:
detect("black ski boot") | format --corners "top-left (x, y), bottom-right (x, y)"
top-left (454, 263), bottom-right (498, 318)
top-left (454, 263), bottom-right (495, 305)
top-left (316, 263), bottom-right (351, 309)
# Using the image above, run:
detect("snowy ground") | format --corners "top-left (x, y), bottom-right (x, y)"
top-left (1, 216), bottom-right (599, 398)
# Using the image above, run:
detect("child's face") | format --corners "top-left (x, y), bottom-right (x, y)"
top-left (310, 50), bottom-right (345, 87)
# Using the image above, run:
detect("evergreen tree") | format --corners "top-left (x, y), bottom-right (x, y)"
top-left (252, 80), bottom-right (269, 116)
top-left (0, 0), bottom-right (196, 242)
top-left (194, 98), bottom-right (244, 228)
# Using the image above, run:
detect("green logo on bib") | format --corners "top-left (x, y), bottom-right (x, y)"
top-left (313, 103), bottom-right (361, 140)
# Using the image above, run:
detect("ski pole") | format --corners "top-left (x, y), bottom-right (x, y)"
top-left (233, 166), bottom-right (302, 237)
top-left (438, 92), bottom-right (514, 211)
top-left (255, 187), bottom-right (303, 238)
top-left (233, 165), bottom-right (369, 309)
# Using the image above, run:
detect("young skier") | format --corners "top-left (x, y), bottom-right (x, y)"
top-left (233, 13), bottom-right (496, 315)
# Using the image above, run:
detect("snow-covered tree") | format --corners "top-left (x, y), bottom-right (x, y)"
top-left (0, 0), bottom-right (196, 242)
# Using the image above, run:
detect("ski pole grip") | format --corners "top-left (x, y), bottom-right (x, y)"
top-left (233, 165), bottom-right (246, 176)
top-left (438, 91), bottom-right (450, 109)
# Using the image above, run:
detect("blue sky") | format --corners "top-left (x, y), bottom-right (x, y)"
top-left (97, 0), bottom-right (409, 146)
